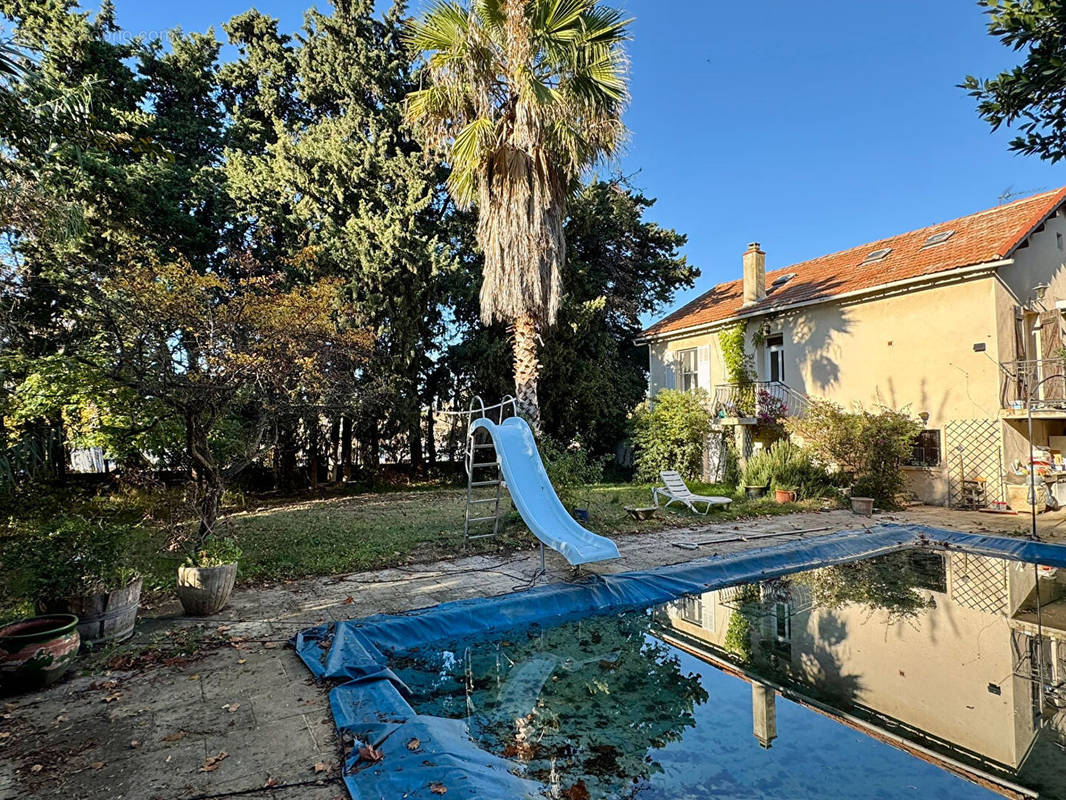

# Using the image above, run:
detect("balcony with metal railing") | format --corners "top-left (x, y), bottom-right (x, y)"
top-left (1000, 359), bottom-right (1066, 414)
top-left (711, 380), bottom-right (809, 424)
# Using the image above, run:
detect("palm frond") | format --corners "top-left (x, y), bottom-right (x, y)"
top-left (473, 0), bottom-right (506, 31)
top-left (0, 39), bottom-right (26, 80)
top-left (405, 0), bottom-right (471, 53)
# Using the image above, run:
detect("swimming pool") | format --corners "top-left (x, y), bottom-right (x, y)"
top-left (295, 525), bottom-right (1066, 799)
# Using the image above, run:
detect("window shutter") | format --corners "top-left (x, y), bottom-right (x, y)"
top-left (664, 359), bottom-right (677, 390)
top-left (698, 345), bottom-right (711, 391)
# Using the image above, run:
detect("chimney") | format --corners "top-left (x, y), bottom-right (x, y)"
top-left (742, 242), bottom-right (766, 306)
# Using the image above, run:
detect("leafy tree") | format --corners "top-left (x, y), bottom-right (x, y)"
top-left (71, 259), bottom-right (371, 537)
top-left (1, 0), bottom-right (153, 485)
top-left (962, 0), bottom-right (1066, 161)
top-left (222, 1), bottom-right (447, 474)
top-left (786, 399), bottom-right (922, 508)
top-left (631, 389), bottom-right (713, 482)
top-left (406, 0), bottom-right (632, 430)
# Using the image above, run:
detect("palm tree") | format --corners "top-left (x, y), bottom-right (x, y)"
top-left (406, 0), bottom-right (630, 429)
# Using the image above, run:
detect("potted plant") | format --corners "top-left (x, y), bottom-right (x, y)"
top-left (774, 485), bottom-right (798, 504)
top-left (744, 483), bottom-right (769, 500)
top-left (0, 614), bottom-right (80, 691)
top-left (175, 537), bottom-right (242, 617)
top-left (5, 517), bottom-right (144, 649)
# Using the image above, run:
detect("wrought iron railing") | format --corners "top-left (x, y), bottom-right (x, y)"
top-left (712, 381), bottom-right (808, 421)
top-left (1001, 358), bottom-right (1066, 409)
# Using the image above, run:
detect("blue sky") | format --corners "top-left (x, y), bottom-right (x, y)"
top-left (79, 0), bottom-right (1065, 320)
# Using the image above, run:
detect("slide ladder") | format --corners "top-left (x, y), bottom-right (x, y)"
top-left (461, 396), bottom-right (516, 541)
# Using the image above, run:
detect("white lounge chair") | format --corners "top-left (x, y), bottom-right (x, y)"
top-left (653, 470), bottom-right (733, 514)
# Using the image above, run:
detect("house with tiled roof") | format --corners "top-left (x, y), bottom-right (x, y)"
top-left (638, 187), bottom-right (1066, 507)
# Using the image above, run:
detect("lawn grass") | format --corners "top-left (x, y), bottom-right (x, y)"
top-left (199, 481), bottom-right (828, 586)
top-left (2, 479), bottom-right (832, 612)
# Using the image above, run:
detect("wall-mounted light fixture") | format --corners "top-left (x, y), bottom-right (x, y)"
top-left (1031, 282), bottom-right (1049, 310)
top-left (919, 411), bottom-right (930, 423)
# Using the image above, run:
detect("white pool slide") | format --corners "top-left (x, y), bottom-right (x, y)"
top-left (469, 417), bottom-right (620, 566)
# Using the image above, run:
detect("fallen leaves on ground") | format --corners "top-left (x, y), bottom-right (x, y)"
top-left (406, 737), bottom-right (420, 751)
top-left (129, 740), bottom-right (140, 749)
top-left (90, 761), bottom-right (105, 770)
top-left (429, 782), bottom-right (447, 795)
top-left (222, 703), bottom-right (240, 713)
top-left (343, 596), bottom-right (354, 605)
top-left (199, 752), bottom-right (228, 772)
top-left (358, 745), bottom-right (383, 763)
top-left (161, 731), bottom-right (187, 743)
top-left (263, 777), bottom-right (278, 788)
top-left (29, 764), bottom-right (42, 773)
top-left (313, 762), bottom-right (328, 773)
top-left (102, 693), bottom-right (121, 704)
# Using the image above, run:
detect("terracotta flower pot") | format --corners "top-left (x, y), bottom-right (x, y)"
top-left (0, 614), bottom-right (80, 692)
top-left (176, 564), bottom-right (237, 616)
top-left (774, 488), bottom-right (797, 504)
top-left (41, 577), bottom-right (142, 649)
top-left (851, 496), bottom-right (875, 516)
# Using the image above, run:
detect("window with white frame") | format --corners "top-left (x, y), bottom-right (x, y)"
top-left (678, 348), bottom-right (699, 392)
top-left (675, 594), bottom-right (703, 626)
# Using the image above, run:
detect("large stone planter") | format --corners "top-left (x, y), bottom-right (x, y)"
top-left (176, 564), bottom-right (237, 616)
top-left (41, 577), bottom-right (142, 649)
top-left (0, 614), bottom-right (80, 692)
top-left (851, 496), bottom-right (874, 516)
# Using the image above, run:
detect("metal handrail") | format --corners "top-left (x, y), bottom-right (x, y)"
top-left (437, 395), bottom-right (518, 420)
top-left (1001, 358), bottom-right (1066, 408)
top-left (712, 380), bottom-right (808, 419)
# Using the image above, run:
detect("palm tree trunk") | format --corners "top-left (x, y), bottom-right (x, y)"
top-left (512, 312), bottom-right (541, 432)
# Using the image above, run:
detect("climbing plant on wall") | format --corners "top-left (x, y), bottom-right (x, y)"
top-left (720, 323), bottom-right (753, 385)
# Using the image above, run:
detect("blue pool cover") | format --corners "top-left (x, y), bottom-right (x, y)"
top-left (293, 523), bottom-right (1066, 800)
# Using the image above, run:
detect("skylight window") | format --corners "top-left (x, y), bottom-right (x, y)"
top-left (770, 272), bottom-right (796, 287)
top-left (922, 230), bottom-right (955, 248)
top-left (860, 247), bottom-right (892, 265)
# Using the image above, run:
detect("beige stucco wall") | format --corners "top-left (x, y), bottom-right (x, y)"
top-left (649, 276), bottom-right (1005, 503)
top-left (651, 275), bottom-right (1004, 423)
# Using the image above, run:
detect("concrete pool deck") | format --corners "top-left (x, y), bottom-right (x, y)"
top-left (0, 504), bottom-right (1060, 800)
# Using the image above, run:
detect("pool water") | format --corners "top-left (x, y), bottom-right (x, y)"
top-left (392, 550), bottom-right (1066, 799)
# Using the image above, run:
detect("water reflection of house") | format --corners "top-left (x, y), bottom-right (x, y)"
top-left (659, 552), bottom-right (1066, 797)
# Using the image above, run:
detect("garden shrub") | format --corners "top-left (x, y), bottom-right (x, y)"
top-left (2, 515), bottom-right (144, 606)
top-left (541, 436), bottom-right (607, 507)
top-left (742, 439), bottom-right (835, 498)
top-left (631, 389), bottom-right (713, 482)
top-left (786, 399), bottom-right (922, 509)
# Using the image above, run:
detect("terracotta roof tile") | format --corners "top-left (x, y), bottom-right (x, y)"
top-left (642, 187), bottom-right (1066, 339)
